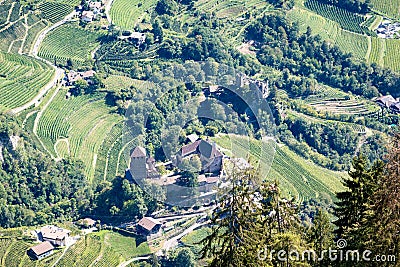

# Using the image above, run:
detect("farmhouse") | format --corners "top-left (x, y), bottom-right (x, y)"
top-left (375, 18), bottom-right (400, 39)
top-left (27, 241), bottom-right (54, 260)
top-left (81, 11), bottom-right (95, 22)
top-left (374, 95), bottom-right (397, 108)
top-left (374, 94), bottom-right (400, 114)
top-left (175, 139), bottom-right (223, 174)
top-left (137, 217), bottom-right (162, 236)
top-left (130, 146), bottom-right (160, 180)
top-left (390, 102), bottom-right (400, 114)
top-left (118, 32), bottom-right (146, 46)
top-left (38, 225), bottom-right (71, 246)
top-left (67, 70), bottom-right (96, 85)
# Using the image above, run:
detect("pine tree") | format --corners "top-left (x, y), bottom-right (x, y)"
top-left (199, 164), bottom-right (265, 267)
top-left (333, 155), bottom-right (382, 247)
top-left (364, 133), bottom-right (400, 266)
top-left (308, 208), bottom-right (334, 267)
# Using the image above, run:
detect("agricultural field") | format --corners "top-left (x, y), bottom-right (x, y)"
top-left (103, 75), bottom-right (143, 92)
top-left (288, 3), bottom-right (400, 72)
top-left (0, 237), bottom-right (58, 267)
top-left (110, 0), bottom-right (157, 30)
top-left (55, 231), bottom-right (149, 267)
top-left (38, 23), bottom-right (104, 66)
top-left (94, 123), bottom-right (139, 183)
top-left (288, 5), bottom-right (370, 59)
top-left (194, 0), bottom-right (272, 44)
top-left (213, 134), bottom-right (345, 201)
top-left (303, 85), bottom-right (380, 116)
top-left (367, 37), bottom-right (400, 72)
top-left (38, 2), bottom-right (73, 23)
top-left (304, 0), bottom-right (370, 34)
top-left (370, 0), bottom-right (400, 19)
top-left (36, 88), bottom-right (122, 181)
top-left (0, 51), bottom-right (54, 112)
top-left (0, 0), bottom-right (78, 54)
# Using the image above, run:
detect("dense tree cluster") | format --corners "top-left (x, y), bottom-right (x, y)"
top-left (200, 139), bottom-right (400, 266)
top-left (92, 176), bottom-right (165, 222)
top-left (0, 115), bottom-right (90, 228)
top-left (246, 14), bottom-right (400, 98)
top-left (285, 115), bottom-right (359, 158)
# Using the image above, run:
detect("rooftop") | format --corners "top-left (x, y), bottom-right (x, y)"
top-left (131, 146), bottom-right (146, 158)
top-left (138, 217), bottom-right (161, 231)
top-left (40, 225), bottom-right (71, 241)
top-left (29, 241), bottom-right (54, 256)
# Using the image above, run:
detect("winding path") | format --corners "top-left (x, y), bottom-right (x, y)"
top-left (9, 11), bottom-right (78, 114)
top-left (104, 0), bottom-right (115, 24)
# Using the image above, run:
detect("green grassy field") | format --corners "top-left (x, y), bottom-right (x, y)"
top-left (38, 23), bottom-right (104, 66)
top-left (0, 51), bottom-right (54, 112)
top-left (36, 88), bottom-right (122, 181)
top-left (213, 134), bottom-right (345, 201)
top-left (104, 231), bottom-right (150, 258)
top-left (110, 0), bottom-right (157, 30)
top-left (304, 0), bottom-right (370, 34)
top-left (56, 231), bottom-right (149, 267)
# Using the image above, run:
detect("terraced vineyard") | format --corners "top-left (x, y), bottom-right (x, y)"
top-left (383, 39), bottom-right (400, 72)
top-left (304, 86), bottom-right (380, 115)
top-left (110, 0), bottom-right (158, 30)
top-left (55, 231), bottom-right (149, 267)
top-left (38, 2), bottom-right (73, 23)
top-left (288, 4), bottom-right (400, 72)
top-left (36, 89), bottom-right (122, 181)
top-left (194, 0), bottom-right (271, 42)
top-left (370, 0), bottom-right (400, 18)
top-left (213, 134), bottom-right (344, 201)
top-left (38, 23), bottom-right (104, 66)
top-left (304, 0), bottom-right (370, 34)
top-left (0, 238), bottom-right (37, 267)
top-left (0, 52), bottom-right (54, 112)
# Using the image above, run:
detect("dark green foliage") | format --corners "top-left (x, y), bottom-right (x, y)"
top-left (247, 14), bottom-right (400, 98)
top-left (0, 115), bottom-right (90, 228)
top-left (334, 156), bottom-right (384, 248)
top-left (93, 176), bottom-right (165, 221)
top-left (155, 0), bottom-right (178, 16)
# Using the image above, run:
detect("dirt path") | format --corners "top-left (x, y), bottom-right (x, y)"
top-left (104, 0), bottom-right (115, 24)
top-left (9, 11), bottom-right (77, 114)
top-left (9, 68), bottom-right (64, 114)
top-left (0, 2), bottom-right (15, 29)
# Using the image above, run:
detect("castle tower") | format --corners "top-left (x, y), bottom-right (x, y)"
top-left (130, 146), bottom-right (147, 180)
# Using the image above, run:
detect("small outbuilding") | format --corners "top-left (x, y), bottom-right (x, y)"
top-left (27, 241), bottom-right (54, 260)
top-left (137, 217), bottom-right (162, 235)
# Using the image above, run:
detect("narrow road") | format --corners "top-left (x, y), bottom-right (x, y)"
top-left (104, 0), bottom-right (115, 24)
top-left (9, 69), bottom-right (64, 114)
top-left (9, 11), bottom-right (77, 114)
top-left (161, 220), bottom-right (208, 254)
